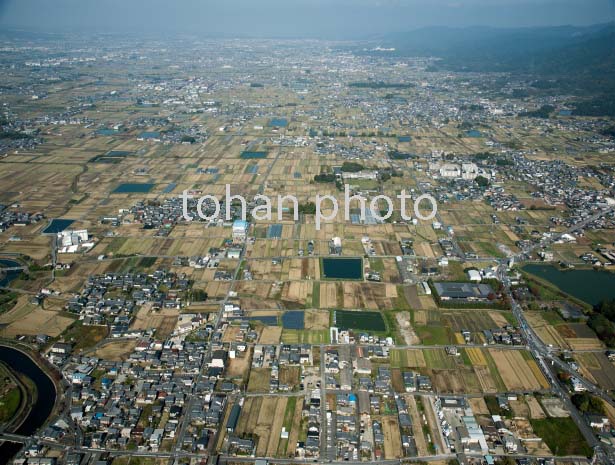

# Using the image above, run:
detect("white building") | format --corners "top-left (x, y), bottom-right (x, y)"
top-left (461, 163), bottom-right (479, 180)
top-left (439, 164), bottom-right (461, 178)
top-left (232, 220), bottom-right (248, 241)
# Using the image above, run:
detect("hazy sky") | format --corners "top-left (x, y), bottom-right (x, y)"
top-left (0, 0), bottom-right (614, 37)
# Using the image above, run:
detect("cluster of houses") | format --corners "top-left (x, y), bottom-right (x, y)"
top-left (64, 340), bottom-right (211, 452)
top-left (315, 344), bottom-right (435, 461)
top-left (0, 205), bottom-right (45, 232)
top-left (65, 271), bottom-right (191, 335)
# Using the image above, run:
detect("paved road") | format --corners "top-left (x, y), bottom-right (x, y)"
top-left (498, 262), bottom-right (615, 464)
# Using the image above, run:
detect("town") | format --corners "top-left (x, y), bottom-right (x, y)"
top-left (0, 11), bottom-right (615, 465)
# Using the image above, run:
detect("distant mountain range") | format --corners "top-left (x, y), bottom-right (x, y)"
top-left (358, 22), bottom-right (615, 115)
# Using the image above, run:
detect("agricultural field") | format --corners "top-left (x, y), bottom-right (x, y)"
top-left (0, 296), bottom-right (75, 338)
top-left (530, 418), bottom-right (593, 457)
top-left (488, 349), bottom-right (550, 391)
top-left (334, 309), bottom-right (386, 332)
top-left (573, 352), bottom-right (615, 390)
top-left (93, 340), bottom-right (138, 361)
top-left (130, 304), bottom-right (179, 339)
top-left (233, 396), bottom-right (304, 457)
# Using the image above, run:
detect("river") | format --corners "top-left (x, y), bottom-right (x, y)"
top-left (0, 346), bottom-right (57, 465)
top-left (0, 259), bottom-right (22, 287)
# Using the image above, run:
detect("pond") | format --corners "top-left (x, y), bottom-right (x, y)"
top-left (334, 310), bottom-right (385, 332)
top-left (96, 128), bottom-right (118, 136)
top-left (465, 130), bottom-right (482, 138)
top-left (523, 264), bottom-right (615, 306)
top-left (241, 151), bottom-right (268, 159)
top-left (113, 183), bottom-right (155, 194)
top-left (138, 131), bottom-right (160, 140)
top-left (269, 118), bottom-right (288, 127)
top-left (247, 316), bottom-right (278, 326)
top-left (321, 258), bottom-right (363, 280)
top-left (282, 311), bottom-right (305, 330)
top-left (42, 218), bottom-right (74, 234)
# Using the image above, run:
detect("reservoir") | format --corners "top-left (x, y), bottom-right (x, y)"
top-left (240, 151), bottom-right (268, 159)
top-left (42, 218), bottom-right (74, 234)
top-left (0, 346), bottom-right (57, 465)
top-left (523, 264), bottom-right (615, 306)
top-left (269, 118), bottom-right (288, 127)
top-left (113, 183), bottom-right (155, 194)
top-left (321, 258), bottom-right (363, 280)
top-left (0, 259), bottom-right (22, 287)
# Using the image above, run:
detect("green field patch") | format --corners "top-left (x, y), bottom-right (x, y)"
top-left (334, 310), bottom-right (386, 332)
top-left (530, 418), bottom-right (592, 457)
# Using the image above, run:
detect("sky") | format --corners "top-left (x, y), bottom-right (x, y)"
top-left (0, 0), bottom-right (614, 38)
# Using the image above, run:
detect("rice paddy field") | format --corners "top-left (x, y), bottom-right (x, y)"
top-left (390, 347), bottom-right (547, 394)
top-left (333, 309), bottom-right (386, 332)
top-left (3, 37), bottom-right (615, 464)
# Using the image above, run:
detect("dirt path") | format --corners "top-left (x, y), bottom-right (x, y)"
top-left (406, 395), bottom-right (429, 456)
top-left (396, 311), bottom-right (420, 345)
top-left (422, 395), bottom-right (447, 454)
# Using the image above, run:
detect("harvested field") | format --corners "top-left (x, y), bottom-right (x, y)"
top-left (414, 310), bottom-right (428, 326)
top-left (525, 312), bottom-right (569, 348)
top-left (94, 340), bottom-right (137, 361)
top-left (488, 311), bottom-right (512, 327)
top-left (237, 396), bottom-right (289, 457)
top-left (131, 304), bottom-right (178, 338)
top-left (318, 282), bottom-right (338, 309)
top-left (427, 368), bottom-right (482, 394)
top-left (222, 325), bottom-right (244, 343)
top-left (510, 399), bottom-right (530, 418)
top-left (489, 349), bottom-right (549, 391)
top-left (279, 366), bottom-right (301, 389)
top-left (404, 285), bottom-right (422, 309)
top-left (390, 349), bottom-right (426, 368)
top-left (473, 366), bottom-right (499, 393)
top-left (406, 395), bottom-right (429, 456)
top-left (280, 281), bottom-right (311, 306)
top-left (281, 329), bottom-right (328, 344)
top-left (227, 348), bottom-right (252, 383)
top-left (527, 396), bottom-right (547, 419)
top-left (574, 352), bottom-right (615, 390)
top-left (465, 348), bottom-right (488, 365)
top-left (247, 368), bottom-right (272, 392)
top-left (566, 338), bottom-right (604, 350)
top-left (468, 397), bottom-right (490, 415)
top-left (382, 416), bottom-right (402, 459)
top-left (0, 297), bottom-right (74, 337)
top-left (304, 309), bottom-right (329, 330)
top-left (259, 326), bottom-right (282, 344)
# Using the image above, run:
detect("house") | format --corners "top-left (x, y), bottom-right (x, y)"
top-left (50, 342), bottom-right (72, 355)
top-left (226, 404), bottom-right (241, 432)
top-left (210, 350), bottom-right (228, 368)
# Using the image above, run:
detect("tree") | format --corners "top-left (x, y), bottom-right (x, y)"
top-left (341, 161), bottom-right (364, 173)
top-left (475, 175), bottom-right (490, 188)
top-left (571, 392), bottom-right (606, 415)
